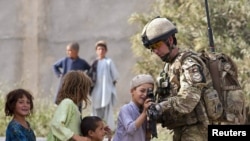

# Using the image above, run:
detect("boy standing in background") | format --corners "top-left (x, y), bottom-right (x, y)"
top-left (89, 40), bottom-right (119, 132)
top-left (52, 42), bottom-right (90, 111)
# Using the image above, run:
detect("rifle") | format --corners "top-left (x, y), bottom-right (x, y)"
top-left (146, 88), bottom-right (158, 139)
top-left (204, 0), bottom-right (215, 53)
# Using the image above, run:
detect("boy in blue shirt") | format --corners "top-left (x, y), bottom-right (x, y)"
top-left (53, 42), bottom-right (90, 111)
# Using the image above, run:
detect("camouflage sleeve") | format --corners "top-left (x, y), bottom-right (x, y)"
top-left (158, 56), bottom-right (206, 115)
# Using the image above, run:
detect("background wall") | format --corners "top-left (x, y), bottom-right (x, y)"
top-left (0, 0), bottom-right (153, 107)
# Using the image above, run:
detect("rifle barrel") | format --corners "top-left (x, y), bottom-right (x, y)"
top-left (205, 0), bottom-right (215, 52)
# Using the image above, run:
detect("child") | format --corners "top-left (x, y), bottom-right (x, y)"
top-left (89, 40), bottom-right (119, 132)
top-left (113, 74), bottom-right (155, 141)
top-left (53, 42), bottom-right (90, 78)
top-left (47, 70), bottom-right (92, 141)
top-left (5, 88), bottom-right (36, 141)
top-left (81, 116), bottom-right (112, 141)
top-left (52, 42), bottom-right (90, 109)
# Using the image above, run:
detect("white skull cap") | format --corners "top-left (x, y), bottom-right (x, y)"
top-left (130, 74), bottom-right (154, 89)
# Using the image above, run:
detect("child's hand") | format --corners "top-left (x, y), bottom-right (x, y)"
top-left (104, 126), bottom-right (112, 141)
top-left (143, 98), bottom-right (154, 113)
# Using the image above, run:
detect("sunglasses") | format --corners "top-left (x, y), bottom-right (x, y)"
top-left (148, 41), bottom-right (164, 50)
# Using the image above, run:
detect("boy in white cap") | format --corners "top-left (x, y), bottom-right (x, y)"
top-left (89, 40), bottom-right (119, 132)
top-left (113, 74), bottom-right (155, 141)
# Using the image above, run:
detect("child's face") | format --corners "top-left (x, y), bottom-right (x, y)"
top-left (66, 46), bottom-right (78, 59)
top-left (131, 83), bottom-right (154, 107)
top-left (14, 95), bottom-right (31, 117)
top-left (91, 121), bottom-right (106, 141)
top-left (96, 46), bottom-right (106, 59)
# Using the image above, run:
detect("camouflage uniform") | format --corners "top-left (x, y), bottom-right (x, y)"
top-left (140, 17), bottom-right (217, 141)
top-left (157, 50), bottom-right (213, 141)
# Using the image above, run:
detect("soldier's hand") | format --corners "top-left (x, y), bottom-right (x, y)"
top-left (147, 103), bottom-right (161, 121)
top-left (154, 104), bottom-right (163, 115)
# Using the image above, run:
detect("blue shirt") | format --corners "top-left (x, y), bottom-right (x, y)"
top-left (53, 57), bottom-right (90, 77)
top-left (113, 101), bottom-right (146, 141)
top-left (6, 120), bottom-right (36, 141)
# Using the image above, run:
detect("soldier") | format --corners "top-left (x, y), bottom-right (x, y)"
top-left (141, 17), bottom-right (213, 141)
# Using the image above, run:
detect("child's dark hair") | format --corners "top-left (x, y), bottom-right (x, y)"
top-left (81, 116), bottom-right (102, 136)
top-left (95, 40), bottom-right (107, 51)
top-left (68, 42), bottom-right (80, 51)
top-left (55, 70), bottom-right (92, 107)
top-left (5, 88), bottom-right (34, 116)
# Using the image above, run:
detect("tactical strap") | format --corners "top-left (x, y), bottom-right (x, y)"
top-left (218, 54), bottom-right (242, 90)
top-left (179, 51), bottom-right (242, 91)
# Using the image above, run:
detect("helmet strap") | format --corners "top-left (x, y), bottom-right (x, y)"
top-left (161, 39), bottom-right (174, 62)
top-left (161, 52), bottom-right (170, 62)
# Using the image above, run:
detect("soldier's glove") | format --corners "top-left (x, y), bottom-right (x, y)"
top-left (148, 104), bottom-right (162, 120)
top-left (155, 104), bottom-right (163, 115)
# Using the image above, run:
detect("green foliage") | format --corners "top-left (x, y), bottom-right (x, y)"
top-left (129, 0), bottom-right (250, 102)
top-left (28, 100), bottom-right (56, 137)
top-left (0, 95), bottom-right (11, 136)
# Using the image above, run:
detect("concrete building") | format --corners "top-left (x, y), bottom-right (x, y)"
top-left (0, 0), bottom-right (153, 107)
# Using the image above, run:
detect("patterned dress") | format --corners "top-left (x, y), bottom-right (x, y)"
top-left (6, 120), bottom-right (36, 141)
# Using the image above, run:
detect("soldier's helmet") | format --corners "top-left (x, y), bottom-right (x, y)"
top-left (141, 17), bottom-right (178, 49)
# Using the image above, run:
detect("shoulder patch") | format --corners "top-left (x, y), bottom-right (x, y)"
top-left (182, 57), bottom-right (204, 84)
top-left (189, 65), bottom-right (203, 82)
